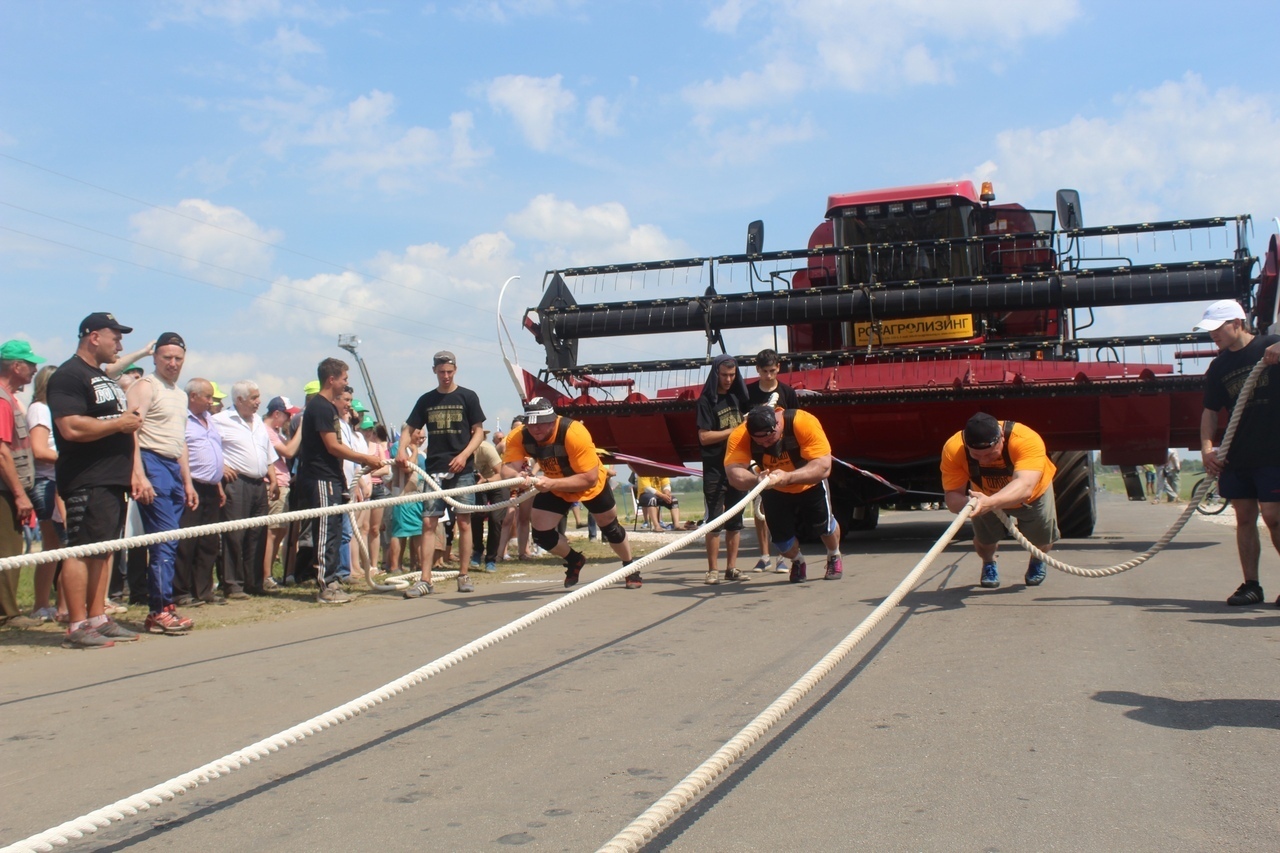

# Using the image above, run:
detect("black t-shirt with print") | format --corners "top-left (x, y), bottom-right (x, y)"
top-left (696, 390), bottom-right (748, 469)
top-left (747, 379), bottom-right (799, 410)
top-left (405, 386), bottom-right (486, 474)
top-left (297, 394), bottom-right (344, 483)
top-left (47, 355), bottom-right (133, 493)
top-left (1203, 333), bottom-right (1280, 468)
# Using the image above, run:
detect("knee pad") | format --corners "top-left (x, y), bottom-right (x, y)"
top-left (773, 536), bottom-right (799, 554)
top-left (532, 527), bottom-right (561, 551)
top-left (600, 519), bottom-right (627, 544)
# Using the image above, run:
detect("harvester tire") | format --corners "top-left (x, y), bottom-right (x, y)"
top-left (1051, 450), bottom-right (1097, 538)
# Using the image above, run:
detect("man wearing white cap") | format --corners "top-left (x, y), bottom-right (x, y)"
top-left (1195, 299), bottom-right (1280, 606)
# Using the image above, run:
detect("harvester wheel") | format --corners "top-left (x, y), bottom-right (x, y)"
top-left (1051, 450), bottom-right (1097, 538)
top-left (833, 502), bottom-right (879, 537)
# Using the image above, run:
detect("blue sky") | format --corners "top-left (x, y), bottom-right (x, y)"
top-left (4, 0), bottom-right (1279, 430)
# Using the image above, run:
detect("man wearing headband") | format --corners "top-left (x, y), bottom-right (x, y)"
top-left (500, 397), bottom-right (636, 589)
top-left (1194, 300), bottom-right (1280, 606)
top-left (941, 412), bottom-right (1058, 589)
top-left (725, 404), bottom-right (841, 583)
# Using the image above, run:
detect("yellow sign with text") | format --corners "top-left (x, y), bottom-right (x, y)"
top-left (853, 314), bottom-right (975, 346)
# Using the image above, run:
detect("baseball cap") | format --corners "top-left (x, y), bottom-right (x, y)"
top-left (122, 363), bottom-right (144, 376)
top-left (523, 397), bottom-right (557, 424)
top-left (746, 405), bottom-right (778, 436)
top-left (352, 398), bottom-right (369, 413)
top-left (359, 414), bottom-right (375, 430)
top-left (1193, 299), bottom-right (1247, 332)
top-left (266, 395), bottom-right (300, 415)
top-left (78, 312), bottom-right (133, 337)
top-left (963, 412), bottom-right (1002, 449)
top-left (210, 382), bottom-right (227, 401)
top-left (303, 380), bottom-right (321, 396)
top-left (0, 340), bottom-right (46, 365)
top-left (433, 350), bottom-right (457, 367)
top-left (155, 331), bottom-right (186, 350)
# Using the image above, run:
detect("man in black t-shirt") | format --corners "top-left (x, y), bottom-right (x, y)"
top-left (1195, 300), bottom-right (1280, 607)
top-left (47, 312), bottom-right (145, 649)
top-left (295, 357), bottom-right (383, 604)
top-left (746, 348), bottom-right (800, 573)
top-left (397, 350), bottom-right (486, 595)
top-left (696, 353), bottom-right (750, 584)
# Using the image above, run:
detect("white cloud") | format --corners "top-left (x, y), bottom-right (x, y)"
top-left (968, 74), bottom-right (1280, 225)
top-left (247, 89), bottom-right (487, 189)
top-left (485, 74), bottom-right (576, 152)
top-left (453, 0), bottom-right (583, 24)
top-left (507, 194), bottom-right (687, 265)
top-left (694, 114), bottom-right (817, 167)
top-left (129, 199), bottom-right (280, 286)
top-left (585, 95), bottom-right (621, 136)
top-left (153, 0), bottom-right (349, 26)
top-left (688, 0), bottom-right (1080, 110)
top-left (264, 25), bottom-right (323, 57)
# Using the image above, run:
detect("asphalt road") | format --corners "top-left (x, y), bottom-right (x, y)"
top-left (2, 494), bottom-right (1278, 852)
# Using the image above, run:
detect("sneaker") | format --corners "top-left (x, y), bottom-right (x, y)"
top-left (1227, 581), bottom-right (1264, 606)
top-left (564, 550), bottom-right (586, 588)
top-left (144, 608), bottom-right (192, 635)
top-left (484, 561), bottom-right (498, 573)
top-left (789, 558), bottom-right (807, 584)
top-left (164, 605), bottom-right (194, 631)
top-left (457, 575), bottom-right (475, 593)
top-left (96, 618), bottom-right (140, 642)
top-left (3, 614), bottom-right (43, 629)
top-left (263, 577), bottom-right (279, 591)
top-left (774, 558), bottom-right (789, 574)
top-left (724, 567), bottom-right (745, 582)
top-left (980, 562), bottom-right (1000, 588)
top-left (31, 606), bottom-right (58, 623)
top-left (470, 556), bottom-right (481, 569)
top-left (824, 554), bottom-right (843, 580)
top-left (176, 595), bottom-right (204, 608)
top-left (61, 626), bottom-right (115, 649)
top-left (752, 558), bottom-right (769, 573)
top-left (625, 571), bottom-right (643, 589)
top-left (403, 580), bottom-right (434, 599)
top-left (226, 590), bottom-right (251, 601)
top-left (1025, 559), bottom-right (1047, 586)
top-left (318, 581), bottom-right (353, 604)
top-left (705, 569), bottom-right (720, 585)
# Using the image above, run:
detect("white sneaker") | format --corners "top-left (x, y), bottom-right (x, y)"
top-left (704, 569), bottom-right (719, 585)
top-left (773, 558), bottom-right (789, 574)
top-left (318, 581), bottom-right (353, 604)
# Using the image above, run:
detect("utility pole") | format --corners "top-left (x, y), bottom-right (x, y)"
top-left (337, 334), bottom-right (386, 427)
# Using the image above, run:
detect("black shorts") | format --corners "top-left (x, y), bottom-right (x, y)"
top-left (534, 487), bottom-right (616, 517)
top-left (63, 485), bottom-right (127, 548)
top-left (702, 466), bottom-right (745, 532)
top-left (1218, 466), bottom-right (1280, 502)
top-left (638, 492), bottom-right (679, 509)
top-left (761, 481), bottom-right (835, 547)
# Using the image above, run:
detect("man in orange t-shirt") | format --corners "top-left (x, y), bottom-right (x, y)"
top-left (725, 405), bottom-right (842, 584)
top-left (501, 397), bottom-right (637, 590)
top-left (941, 412), bottom-right (1059, 590)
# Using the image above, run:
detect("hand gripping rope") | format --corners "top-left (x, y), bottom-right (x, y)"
top-left (992, 357), bottom-right (1266, 578)
top-left (1, 479), bottom-right (770, 852)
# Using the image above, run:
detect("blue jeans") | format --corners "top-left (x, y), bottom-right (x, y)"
top-left (338, 512), bottom-right (352, 580)
top-left (138, 450), bottom-right (184, 613)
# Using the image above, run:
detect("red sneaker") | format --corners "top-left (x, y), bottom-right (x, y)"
top-left (145, 605), bottom-right (193, 634)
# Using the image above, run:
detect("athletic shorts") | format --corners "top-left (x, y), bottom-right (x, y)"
top-left (762, 481), bottom-right (835, 547)
top-left (970, 484), bottom-right (1060, 547)
top-left (63, 485), bottom-right (127, 548)
top-left (424, 471), bottom-right (476, 518)
top-left (1218, 466), bottom-right (1280, 502)
top-left (534, 486), bottom-right (616, 517)
top-left (702, 465), bottom-right (745, 533)
top-left (638, 492), bottom-right (678, 509)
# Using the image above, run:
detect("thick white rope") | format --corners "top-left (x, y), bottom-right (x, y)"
top-left (994, 357), bottom-right (1267, 579)
top-left (598, 501), bottom-right (978, 853)
top-left (1, 481), bottom-right (768, 853)
top-left (0, 477), bottom-right (530, 574)
top-left (408, 461), bottom-right (536, 514)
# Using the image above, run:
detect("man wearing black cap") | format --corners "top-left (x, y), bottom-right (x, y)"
top-left (725, 404), bottom-right (842, 583)
top-left (941, 412), bottom-right (1058, 589)
top-left (47, 313), bottom-right (145, 648)
top-left (397, 350), bottom-right (486, 595)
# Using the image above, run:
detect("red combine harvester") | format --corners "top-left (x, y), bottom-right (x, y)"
top-left (515, 181), bottom-right (1274, 538)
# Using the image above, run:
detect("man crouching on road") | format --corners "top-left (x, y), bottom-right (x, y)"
top-left (500, 397), bottom-right (637, 589)
top-left (942, 412), bottom-right (1058, 589)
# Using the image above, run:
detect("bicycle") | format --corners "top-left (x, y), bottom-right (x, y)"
top-left (1193, 478), bottom-right (1228, 515)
